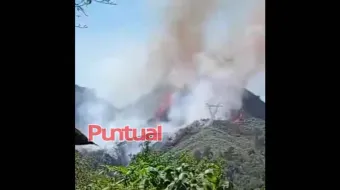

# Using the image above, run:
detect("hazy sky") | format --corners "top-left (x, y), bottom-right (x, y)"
top-left (75, 0), bottom-right (265, 104)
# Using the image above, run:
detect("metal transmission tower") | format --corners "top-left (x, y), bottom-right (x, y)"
top-left (205, 103), bottom-right (223, 126)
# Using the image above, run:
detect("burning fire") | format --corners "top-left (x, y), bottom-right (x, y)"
top-left (232, 111), bottom-right (243, 123)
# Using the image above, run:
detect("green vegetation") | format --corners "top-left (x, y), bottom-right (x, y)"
top-left (158, 120), bottom-right (266, 190)
top-left (76, 141), bottom-right (234, 190)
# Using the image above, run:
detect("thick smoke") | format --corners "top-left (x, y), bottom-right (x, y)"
top-left (144, 0), bottom-right (265, 123)
top-left (76, 0), bottom-right (265, 156)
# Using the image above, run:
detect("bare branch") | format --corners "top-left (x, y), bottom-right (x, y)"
top-left (76, 24), bottom-right (88, 28)
top-left (75, 0), bottom-right (117, 28)
top-left (76, 5), bottom-right (88, 17)
top-left (75, 0), bottom-right (88, 7)
top-left (93, 0), bottom-right (117, 5)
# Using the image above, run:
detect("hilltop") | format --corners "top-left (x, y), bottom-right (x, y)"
top-left (75, 84), bottom-right (265, 189)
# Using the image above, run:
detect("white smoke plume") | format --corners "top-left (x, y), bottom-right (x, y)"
top-left (76, 0), bottom-right (265, 155)
top-left (143, 0), bottom-right (265, 123)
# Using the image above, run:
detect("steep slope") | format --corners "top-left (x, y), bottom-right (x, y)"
top-left (153, 117), bottom-right (265, 190)
top-left (123, 84), bottom-right (265, 123)
top-left (242, 89), bottom-right (265, 120)
top-left (121, 84), bottom-right (176, 119)
top-left (75, 84), bottom-right (265, 189)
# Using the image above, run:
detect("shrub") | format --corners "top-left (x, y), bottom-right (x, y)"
top-left (75, 141), bottom-right (234, 190)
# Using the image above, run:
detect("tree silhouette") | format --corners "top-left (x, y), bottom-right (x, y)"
top-left (75, 0), bottom-right (117, 28)
top-left (75, 128), bottom-right (97, 145)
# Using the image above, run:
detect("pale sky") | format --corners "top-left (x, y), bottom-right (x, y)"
top-left (75, 0), bottom-right (265, 105)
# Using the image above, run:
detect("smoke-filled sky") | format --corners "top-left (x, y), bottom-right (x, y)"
top-left (76, 0), bottom-right (265, 108)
